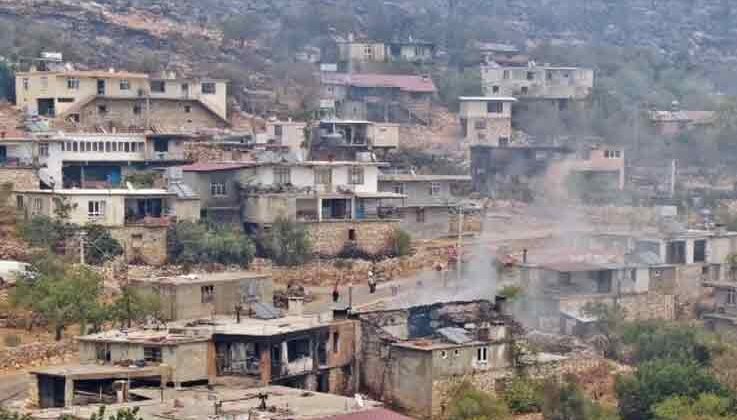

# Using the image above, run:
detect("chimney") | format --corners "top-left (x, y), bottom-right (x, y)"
top-left (494, 295), bottom-right (509, 316)
top-left (287, 296), bottom-right (304, 317)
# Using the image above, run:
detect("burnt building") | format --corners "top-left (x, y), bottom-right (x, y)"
top-left (470, 145), bottom-right (572, 200)
top-left (356, 299), bottom-right (519, 419)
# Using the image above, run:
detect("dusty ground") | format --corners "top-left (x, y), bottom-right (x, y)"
top-left (0, 328), bottom-right (54, 349)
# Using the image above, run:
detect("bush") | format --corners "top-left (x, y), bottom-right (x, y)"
top-left (83, 224), bottom-right (123, 265)
top-left (390, 228), bottom-right (412, 257)
top-left (621, 321), bottom-right (714, 366)
top-left (504, 377), bottom-right (544, 414)
top-left (447, 381), bottom-right (511, 420)
top-left (543, 375), bottom-right (619, 420)
top-left (258, 218), bottom-right (312, 266)
top-left (168, 221), bottom-right (255, 267)
top-left (2, 334), bottom-right (20, 347)
top-left (19, 216), bottom-right (67, 249)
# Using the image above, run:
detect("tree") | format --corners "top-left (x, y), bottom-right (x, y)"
top-left (620, 321), bottom-right (714, 366)
top-left (168, 221), bottom-right (255, 267)
top-left (390, 228), bottom-right (412, 257)
top-left (258, 217), bottom-right (312, 266)
top-left (19, 216), bottom-right (67, 250)
top-left (616, 359), bottom-right (732, 420)
top-left (504, 377), bottom-right (544, 414)
top-left (109, 287), bottom-right (162, 328)
top-left (543, 375), bottom-right (619, 420)
top-left (83, 224), bottom-right (123, 265)
top-left (447, 382), bottom-right (511, 420)
top-left (582, 302), bottom-right (627, 358)
top-left (0, 408), bottom-right (32, 420)
top-left (89, 406), bottom-right (144, 420)
top-left (11, 252), bottom-right (105, 340)
top-left (653, 393), bottom-right (736, 420)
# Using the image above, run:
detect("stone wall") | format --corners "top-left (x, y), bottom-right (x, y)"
top-left (521, 355), bottom-right (609, 381)
top-left (449, 212), bottom-right (484, 235)
top-left (109, 225), bottom-right (169, 266)
top-left (559, 292), bottom-right (676, 322)
top-left (431, 369), bottom-right (510, 419)
top-left (305, 220), bottom-right (400, 257)
top-left (0, 167), bottom-right (39, 206)
top-left (0, 339), bottom-right (77, 372)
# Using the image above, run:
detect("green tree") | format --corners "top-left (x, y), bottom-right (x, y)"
top-left (258, 217), bottom-right (312, 266)
top-left (168, 221), bottom-right (255, 267)
top-left (109, 287), bottom-right (162, 328)
top-left (653, 393), bottom-right (736, 420)
top-left (504, 377), bottom-right (544, 414)
top-left (447, 382), bottom-right (511, 420)
top-left (19, 216), bottom-right (67, 250)
top-left (543, 376), bottom-right (619, 420)
top-left (616, 359), bottom-right (732, 420)
top-left (621, 321), bottom-right (714, 366)
top-left (390, 228), bottom-right (412, 257)
top-left (89, 406), bottom-right (144, 420)
top-left (83, 224), bottom-right (124, 265)
top-left (12, 252), bottom-right (105, 340)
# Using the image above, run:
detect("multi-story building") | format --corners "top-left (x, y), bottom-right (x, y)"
top-left (378, 173), bottom-right (477, 239)
top-left (481, 64), bottom-right (594, 109)
top-left (15, 67), bottom-right (229, 131)
top-left (311, 119), bottom-right (399, 161)
top-left (321, 72), bottom-right (436, 125)
top-left (458, 97), bottom-right (516, 146)
top-left (337, 37), bottom-right (435, 71)
top-left (181, 160), bottom-right (404, 257)
top-left (15, 186), bottom-right (200, 265)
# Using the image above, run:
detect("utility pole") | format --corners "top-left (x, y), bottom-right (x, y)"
top-left (457, 204), bottom-right (463, 282)
top-left (79, 231), bottom-right (87, 265)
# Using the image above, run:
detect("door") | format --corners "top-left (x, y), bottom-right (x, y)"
top-left (97, 79), bottom-right (106, 95)
top-left (0, 146), bottom-right (6, 163)
top-left (181, 83), bottom-right (189, 98)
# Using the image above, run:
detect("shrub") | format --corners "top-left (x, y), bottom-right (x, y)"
top-left (390, 228), bottom-right (412, 257)
top-left (504, 377), bottom-right (544, 414)
top-left (83, 224), bottom-right (123, 265)
top-left (19, 216), bottom-right (67, 249)
top-left (447, 381), bottom-right (511, 420)
top-left (258, 218), bottom-right (312, 266)
top-left (168, 221), bottom-right (255, 267)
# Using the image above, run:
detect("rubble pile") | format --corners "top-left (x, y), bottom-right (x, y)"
top-left (0, 340), bottom-right (77, 372)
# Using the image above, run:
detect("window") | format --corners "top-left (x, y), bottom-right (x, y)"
top-left (392, 183), bottom-right (405, 195)
top-left (416, 208), bottom-right (426, 223)
top-left (119, 80), bottom-right (130, 90)
top-left (67, 78), bottom-right (80, 90)
top-left (123, 142), bottom-right (130, 153)
top-left (430, 182), bottom-right (441, 196)
top-left (150, 81), bottom-right (166, 93)
top-left (728, 289), bottom-right (737, 306)
top-left (502, 70), bottom-right (510, 80)
top-left (348, 228), bottom-right (356, 241)
top-left (201, 82), bottom-right (216, 94)
top-left (32, 198), bottom-right (42, 214)
top-left (184, 105), bottom-right (191, 113)
top-left (499, 137), bottom-right (510, 147)
top-left (440, 350), bottom-right (448, 359)
top-left (333, 332), bottom-right (340, 353)
top-left (105, 142), bottom-right (111, 152)
top-left (492, 85), bottom-right (500, 94)
top-left (133, 104), bottom-right (142, 115)
top-left (349, 167), bottom-right (364, 185)
top-left (143, 347), bottom-right (162, 363)
top-left (92, 142), bottom-right (98, 152)
top-left (521, 86), bottom-right (529, 95)
top-left (454, 349), bottom-right (460, 357)
top-left (22, 78), bottom-right (29, 91)
top-left (111, 142), bottom-right (117, 152)
top-left (274, 125), bottom-right (283, 138)
top-left (16, 196), bottom-right (23, 210)
top-left (274, 167), bottom-right (291, 184)
top-left (694, 240), bottom-right (707, 263)
top-left (38, 144), bottom-right (49, 157)
top-left (88, 201), bottom-right (105, 219)
top-left (526, 71), bottom-right (535, 81)
top-left (72, 141), bottom-right (78, 152)
top-left (96, 344), bottom-right (111, 362)
top-left (474, 120), bottom-right (487, 130)
top-left (477, 346), bottom-right (488, 363)
top-left (57, 98), bottom-right (75, 103)
top-left (487, 101), bottom-right (503, 113)
top-left (315, 168), bottom-right (332, 185)
top-left (201, 285), bottom-right (215, 303)
top-left (210, 181), bottom-right (227, 196)
top-left (98, 105), bottom-right (108, 115)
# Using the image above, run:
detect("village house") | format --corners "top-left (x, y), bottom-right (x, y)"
top-left (545, 145), bottom-right (626, 201)
top-left (0, 104), bottom-right (54, 192)
top-left (481, 63), bottom-right (594, 110)
top-left (311, 119), bottom-right (400, 161)
top-left (181, 160), bottom-right (404, 257)
top-left (459, 97), bottom-right (516, 146)
top-left (129, 271), bottom-right (274, 321)
top-left (355, 299), bottom-right (518, 419)
top-left (476, 42), bottom-right (528, 67)
top-left (647, 102), bottom-right (716, 137)
top-left (15, 187), bottom-right (200, 265)
top-left (516, 259), bottom-right (675, 334)
top-left (337, 36), bottom-right (436, 71)
top-left (15, 66), bottom-right (229, 132)
top-left (470, 144), bottom-right (573, 200)
top-left (265, 119), bottom-right (308, 153)
top-left (378, 173), bottom-right (479, 240)
top-left (321, 72), bottom-right (436, 125)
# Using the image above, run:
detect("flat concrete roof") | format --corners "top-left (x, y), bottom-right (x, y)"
top-left (379, 174), bottom-right (472, 182)
top-left (16, 189), bottom-right (176, 197)
top-left (31, 364), bottom-right (162, 380)
top-left (77, 328), bottom-right (210, 345)
top-left (174, 314), bottom-right (345, 337)
top-left (459, 96), bottom-right (517, 102)
top-left (131, 271), bottom-right (270, 286)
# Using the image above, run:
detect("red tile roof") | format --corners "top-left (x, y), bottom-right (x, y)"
top-left (322, 73), bottom-right (436, 93)
top-left (179, 162), bottom-right (254, 172)
top-left (313, 408), bottom-right (416, 420)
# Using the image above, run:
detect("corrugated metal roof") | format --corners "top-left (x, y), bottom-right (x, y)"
top-left (437, 327), bottom-right (474, 344)
top-left (322, 73), bottom-right (436, 93)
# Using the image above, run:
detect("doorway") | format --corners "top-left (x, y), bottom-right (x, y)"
top-left (97, 80), bottom-right (106, 95)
